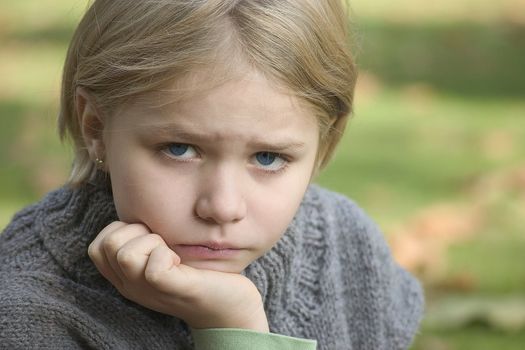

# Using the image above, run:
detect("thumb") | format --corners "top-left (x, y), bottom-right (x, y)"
top-left (144, 245), bottom-right (193, 294)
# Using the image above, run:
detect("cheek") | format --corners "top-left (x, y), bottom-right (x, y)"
top-left (250, 171), bottom-right (311, 246)
top-left (110, 161), bottom-right (192, 233)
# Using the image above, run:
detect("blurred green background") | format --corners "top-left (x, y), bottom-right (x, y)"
top-left (0, 0), bottom-right (524, 348)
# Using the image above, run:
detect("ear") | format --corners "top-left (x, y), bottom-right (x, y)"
top-left (76, 87), bottom-right (106, 161)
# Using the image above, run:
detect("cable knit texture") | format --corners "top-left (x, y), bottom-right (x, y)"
top-left (0, 178), bottom-right (423, 349)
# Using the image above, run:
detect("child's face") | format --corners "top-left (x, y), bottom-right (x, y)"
top-left (101, 71), bottom-right (319, 273)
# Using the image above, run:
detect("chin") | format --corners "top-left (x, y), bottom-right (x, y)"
top-left (182, 259), bottom-right (246, 274)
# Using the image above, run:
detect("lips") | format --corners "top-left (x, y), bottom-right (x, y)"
top-left (185, 241), bottom-right (239, 250)
top-left (173, 242), bottom-right (242, 260)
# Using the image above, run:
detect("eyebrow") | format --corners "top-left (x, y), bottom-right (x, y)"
top-left (137, 123), bottom-right (307, 152)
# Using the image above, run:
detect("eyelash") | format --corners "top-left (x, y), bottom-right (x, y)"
top-left (157, 143), bottom-right (291, 175)
top-left (158, 143), bottom-right (199, 163)
top-left (255, 153), bottom-right (290, 175)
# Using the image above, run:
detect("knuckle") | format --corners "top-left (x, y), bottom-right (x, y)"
top-left (103, 235), bottom-right (122, 252)
top-left (87, 242), bottom-right (99, 260)
top-left (144, 269), bottom-right (166, 287)
top-left (148, 233), bottom-right (165, 244)
top-left (107, 221), bottom-right (125, 230)
top-left (99, 221), bottom-right (125, 236)
top-left (116, 249), bottom-right (137, 269)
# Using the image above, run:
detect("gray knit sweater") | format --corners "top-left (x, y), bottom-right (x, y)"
top-left (0, 178), bottom-right (423, 349)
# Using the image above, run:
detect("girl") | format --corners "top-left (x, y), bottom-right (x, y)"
top-left (0, 0), bottom-right (423, 349)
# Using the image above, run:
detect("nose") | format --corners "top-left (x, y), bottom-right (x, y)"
top-left (194, 165), bottom-right (247, 225)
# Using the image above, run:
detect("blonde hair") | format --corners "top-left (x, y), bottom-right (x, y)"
top-left (59, 0), bottom-right (357, 186)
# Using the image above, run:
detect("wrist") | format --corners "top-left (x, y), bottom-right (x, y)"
top-left (187, 300), bottom-right (269, 332)
top-left (239, 307), bottom-right (269, 333)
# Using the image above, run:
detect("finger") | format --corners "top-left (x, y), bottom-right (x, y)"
top-left (116, 233), bottom-right (167, 281)
top-left (144, 245), bottom-right (187, 294)
top-left (88, 221), bottom-right (127, 254)
top-left (102, 223), bottom-right (151, 283)
top-left (88, 221), bottom-right (128, 285)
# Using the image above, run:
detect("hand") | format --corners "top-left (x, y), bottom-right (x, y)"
top-left (88, 221), bottom-right (269, 332)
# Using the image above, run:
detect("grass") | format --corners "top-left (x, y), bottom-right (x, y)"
top-left (413, 326), bottom-right (525, 350)
top-left (317, 91), bottom-right (525, 224)
top-left (446, 238), bottom-right (525, 294)
top-left (0, 0), bottom-right (524, 348)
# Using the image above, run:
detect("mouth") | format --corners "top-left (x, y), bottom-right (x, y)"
top-left (193, 242), bottom-right (239, 250)
top-left (173, 243), bottom-right (243, 260)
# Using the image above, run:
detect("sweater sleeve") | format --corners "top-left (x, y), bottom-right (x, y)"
top-left (365, 214), bottom-right (424, 349)
top-left (192, 328), bottom-right (317, 350)
top-left (330, 191), bottom-right (425, 350)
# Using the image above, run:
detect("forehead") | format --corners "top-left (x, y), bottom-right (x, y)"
top-left (115, 69), bottom-right (318, 131)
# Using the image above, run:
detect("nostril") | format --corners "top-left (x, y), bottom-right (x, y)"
top-left (197, 214), bottom-right (219, 225)
top-left (194, 196), bottom-right (246, 225)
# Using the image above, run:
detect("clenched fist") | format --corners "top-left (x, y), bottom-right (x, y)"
top-left (88, 221), bottom-right (269, 331)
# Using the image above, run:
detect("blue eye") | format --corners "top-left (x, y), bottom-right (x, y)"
top-left (256, 152), bottom-right (276, 166)
top-left (163, 143), bottom-right (198, 160)
top-left (253, 152), bottom-right (287, 172)
top-left (168, 144), bottom-right (189, 156)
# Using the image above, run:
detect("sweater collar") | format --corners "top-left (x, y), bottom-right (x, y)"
top-left (38, 176), bottom-right (118, 282)
top-left (37, 175), bottom-right (317, 296)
